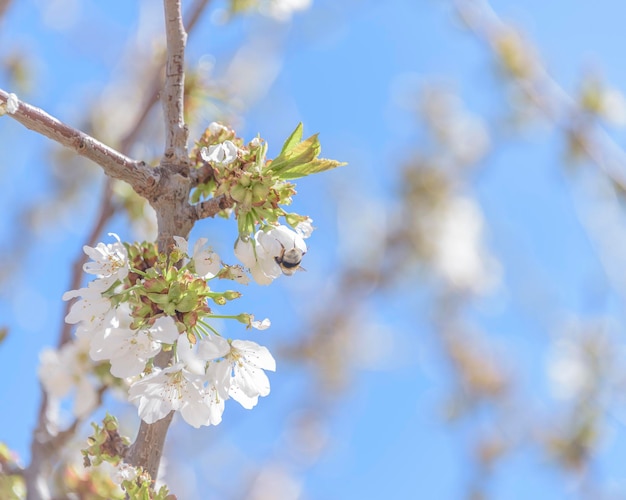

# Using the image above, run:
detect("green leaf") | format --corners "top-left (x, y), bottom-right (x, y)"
top-left (279, 122), bottom-right (303, 155)
top-left (269, 134), bottom-right (321, 173)
top-left (278, 158), bottom-right (348, 180)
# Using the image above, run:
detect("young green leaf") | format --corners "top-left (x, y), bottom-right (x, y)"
top-left (277, 158), bottom-right (347, 180)
top-left (269, 134), bottom-right (321, 173)
top-left (279, 122), bottom-right (304, 155)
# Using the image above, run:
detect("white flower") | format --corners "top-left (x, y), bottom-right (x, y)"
top-left (263, 0), bottom-right (312, 21)
top-left (234, 238), bottom-right (275, 285)
top-left (208, 121), bottom-right (228, 135)
top-left (90, 311), bottom-right (179, 378)
top-left (111, 462), bottom-right (138, 485)
top-left (6, 93), bottom-right (18, 114)
top-left (431, 197), bottom-right (499, 294)
top-left (234, 225), bottom-right (307, 285)
top-left (129, 363), bottom-right (224, 428)
top-left (601, 88), bottom-right (626, 126)
top-left (201, 140), bottom-right (239, 166)
top-left (192, 238), bottom-right (221, 279)
top-left (200, 336), bottom-right (276, 410)
top-left (250, 317), bottom-right (271, 330)
top-left (250, 137), bottom-right (262, 148)
top-left (38, 336), bottom-right (99, 418)
top-left (294, 217), bottom-right (314, 238)
top-left (82, 233), bottom-right (129, 283)
top-left (63, 281), bottom-right (112, 327)
top-left (173, 235), bottom-right (188, 255)
top-left (173, 237), bottom-right (221, 279)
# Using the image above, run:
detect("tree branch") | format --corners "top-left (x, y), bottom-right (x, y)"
top-left (162, 0), bottom-right (189, 169)
top-left (0, 89), bottom-right (160, 199)
top-left (454, 0), bottom-right (626, 193)
top-left (191, 194), bottom-right (235, 221)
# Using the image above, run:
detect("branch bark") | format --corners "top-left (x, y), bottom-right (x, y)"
top-left (126, 0), bottom-right (193, 482)
top-left (0, 89), bottom-right (160, 199)
top-left (162, 0), bottom-right (189, 170)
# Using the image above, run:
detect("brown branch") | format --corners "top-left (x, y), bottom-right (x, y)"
top-left (190, 163), bottom-right (214, 184)
top-left (191, 194), bottom-right (235, 220)
top-left (0, 0), bottom-right (12, 21)
top-left (25, 384), bottom-right (107, 500)
top-left (162, 0), bottom-right (189, 169)
top-left (126, 0), bottom-right (196, 482)
top-left (0, 89), bottom-right (160, 199)
top-left (119, 0), bottom-right (214, 156)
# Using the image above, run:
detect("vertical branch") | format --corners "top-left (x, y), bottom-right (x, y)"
top-left (127, 0), bottom-right (195, 481)
top-left (162, 0), bottom-right (189, 170)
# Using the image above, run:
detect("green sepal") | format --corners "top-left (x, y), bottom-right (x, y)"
top-left (176, 292), bottom-right (198, 313)
top-left (145, 292), bottom-right (170, 306)
top-left (167, 282), bottom-right (182, 303)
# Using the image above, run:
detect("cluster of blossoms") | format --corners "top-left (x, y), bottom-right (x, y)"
top-left (40, 232), bottom-right (295, 428)
top-left (39, 121), bottom-right (342, 429)
top-left (191, 121), bottom-right (340, 235)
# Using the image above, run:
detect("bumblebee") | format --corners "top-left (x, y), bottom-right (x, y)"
top-left (275, 245), bottom-right (305, 276)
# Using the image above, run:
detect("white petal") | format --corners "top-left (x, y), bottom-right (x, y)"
top-left (6, 93), bottom-right (18, 114)
top-left (295, 218), bottom-right (314, 238)
top-left (173, 236), bottom-right (188, 255)
top-left (234, 238), bottom-right (257, 269)
top-left (197, 334), bottom-right (230, 361)
top-left (177, 334), bottom-right (206, 375)
top-left (250, 318), bottom-right (271, 330)
top-left (73, 378), bottom-right (98, 418)
top-left (232, 340), bottom-right (276, 371)
top-left (193, 239), bottom-right (221, 279)
top-left (150, 316), bottom-right (179, 343)
top-left (206, 360), bottom-right (231, 401)
top-left (229, 384), bottom-right (260, 409)
top-left (233, 362), bottom-right (271, 398)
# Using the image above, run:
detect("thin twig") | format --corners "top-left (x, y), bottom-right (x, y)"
top-left (119, 0), bottom-right (213, 155)
top-left (191, 194), bottom-right (235, 220)
top-left (0, 89), bottom-right (160, 198)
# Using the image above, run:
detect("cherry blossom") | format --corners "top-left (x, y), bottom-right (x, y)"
top-left (208, 121), bottom-right (228, 135)
top-left (192, 238), bottom-right (221, 279)
top-left (6, 93), bottom-right (18, 114)
top-left (63, 281), bottom-right (113, 328)
top-left (90, 310), bottom-right (179, 378)
top-left (199, 335), bottom-right (276, 410)
top-left (38, 336), bottom-right (99, 418)
top-left (250, 317), bottom-right (271, 330)
top-left (294, 217), bottom-right (314, 238)
top-left (82, 232), bottom-right (129, 283)
top-left (201, 140), bottom-right (239, 166)
top-left (235, 225), bottom-right (307, 285)
top-left (128, 363), bottom-right (224, 428)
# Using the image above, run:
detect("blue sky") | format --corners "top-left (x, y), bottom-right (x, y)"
top-left (3, 0), bottom-right (626, 498)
